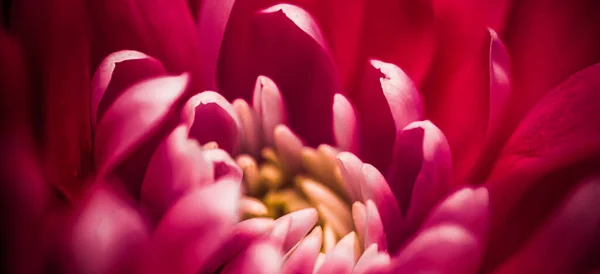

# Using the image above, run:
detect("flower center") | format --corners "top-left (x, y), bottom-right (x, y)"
top-left (236, 142), bottom-right (359, 254)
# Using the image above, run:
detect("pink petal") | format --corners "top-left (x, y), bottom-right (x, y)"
top-left (70, 184), bottom-right (149, 274)
top-left (148, 181), bottom-right (240, 273)
top-left (364, 200), bottom-right (387, 252)
top-left (354, 59), bottom-right (423, 173)
top-left (11, 0), bottom-right (92, 196)
top-left (494, 177), bottom-right (600, 273)
top-left (483, 63), bottom-right (600, 270)
top-left (201, 148), bottom-right (243, 182)
top-left (353, 244), bottom-right (391, 274)
top-left (389, 187), bottom-right (489, 273)
top-left (221, 240), bottom-right (283, 274)
top-left (188, 91), bottom-right (241, 154)
top-left (333, 93), bottom-right (359, 153)
top-left (200, 218), bottom-right (275, 273)
top-left (316, 232), bottom-right (357, 274)
top-left (281, 227), bottom-right (323, 274)
top-left (361, 163), bottom-right (405, 253)
top-left (275, 207), bottom-right (319, 252)
top-left (140, 125), bottom-right (213, 225)
top-left (352, 201), bottom-right (367, 246)
top-left (218, 3), bottom-right (340, 146)
top-left (387, 121), bottom-right (452, 231)
top-left (91, 50), bottom-right (167, 130)
top-left (94, 74), bottom-right (190, 198)
top-left (336, 152), bottom-right (365, 202)
top-left (87, 0), bottom-right (203, 84)
top-left (253, 75), bottom-right (287, 145)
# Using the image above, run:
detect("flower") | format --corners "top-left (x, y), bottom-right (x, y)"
top-left (1, 0), bottom-right (600, 273)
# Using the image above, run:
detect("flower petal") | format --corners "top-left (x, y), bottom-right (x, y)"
top-left (253, 75), bottom-right (286, 145)
top-left (201, 148), bottom-right (243, 182)
top-left (316, 232), bottom-right (358, 274)
top-left (218, 3), bottom-right (340, 146)
top-left (70, 184), bottom-right (149, 274)
top-left (337, 152), bottom-right (365, 202)
top-left (148, 180), bottom-right (240, 273)
top-left (387, 121), bottom-right (452, 231)
top-left (94, 74), bottom-right (189, 198)
top-left (188, 91), bottom-right (241, 154)
top-left (361, 164), bottom-right (405, 253)
top-left (200, 218), bottom-right (275, 273)
top-left (333, 93), bottom-right (359, 153)
top-left (483, 63), bottom-right (600, 270)
top-left (364, 200), bottom-right (387, 252)
top-left (140, 125), bottom-right (212, 225)
top-left (221, 240), bottom-right (283, 274)
top-left (275, 207), bottom-right (319, 252)
top-left (354, 60), bottom-right (423, 173)
top-left (91, 50), bottom-right (167, 130)
top-left (281, 226), bottom-right (323, 274)
top-left (233, 99), bottom-right (262, 155)
top-left (494, 177), bottom-right (600, 273)
top-left (353, 244), bottom-right (391, 274)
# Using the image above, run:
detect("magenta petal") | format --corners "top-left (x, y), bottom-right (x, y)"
top-left (364, 200), bottom-right (387, 252)
top-left (333, 94), bottom-right (359, 153)
top-left (353, 244), bottom-right (391, 274)
top-left (201, 148), bottom-right (243, 182)
top-left (354, 59), bottom-right (423, 173)
top-left (91, 50), bottom-right (167, 130)
top-left (495, 177), bottom-right (600, 273)
top-left (221, 240), bottom-right (283, 274)
top-left (361, 163), bottom-right (405, 253)
top-left (218, 3), bottom-right (340, 146)
top-left (70, 184), bottom-right (149, 274)
top-left (315, 232), bottom-right (357, 274)
top-left (188, 91), bottom-right (241, 154)
top-left (253, 76), bottom-right (287, 145)
top-left (94, 74), bottom-right (189, 197)
top-left (200, 218), bottom-right (275, 273)
top-left (336, 152), bottom-right (365, 202)
top-left (149, 181), bottom-right (240, 273)
top-left (275, 208), bottom-right (319, 252)
top-left (387, 120), bottom-right (453, 230)
top-left (281, 227), bottom-right (323, 274)
top-left (140, 125), bottom-right (213, 225)
top-left (485, 28), bottom-right (511, 139)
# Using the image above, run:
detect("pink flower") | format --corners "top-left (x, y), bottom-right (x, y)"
top-left (1, 0), bottom-right (600, 273)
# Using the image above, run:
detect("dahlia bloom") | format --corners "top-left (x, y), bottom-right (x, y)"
top-left (1, 0), bottom-right (600, 273)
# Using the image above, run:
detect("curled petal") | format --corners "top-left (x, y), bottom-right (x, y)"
top-left (201, 148), bottom-right (243, 182)
top-left (219, 3), bottom-right (340, 146)
top-left (253, 76), bottom-right (287, 145)
top-left (484, 63), bottom-right (600, 269)
top-left (354, 59), bottom-right (423, 173)
top-left (495, 177), bottom-right (600, 273)
top-left (361, 164), bottom-right (405, 253)
top-left (389, 187), bottom-right (490, 273)
top-left (353, 244), bottom-right (390, 274)
top-left (221, 240), bottom-right (283, 274)
top-left (364, 200), bottom-right (387, 252)
top-left (316, 232), bottom-right (358, 274)
top-left (233, 99), bottom-right (261, 155)
top-left (148, 181), bottom-right (240, 273)
top-left (140, 125), bottom-right (213, 225)
top-left (281, 227), bottom-right (323, 274)
top-left (71, 184), bottom-right (149, 274)
top-left (387, 120), bottom-right (452, 230)
top-left (91, 50), bottom-right (167, 130)
top-left (200, 218), bottom-right (275, 273)
top-left (94, 74), bottom-right (189, 197)
top-left (188, 91), bottom-right (241, 154)
top-left (333, 93), bottom-right (359, 153)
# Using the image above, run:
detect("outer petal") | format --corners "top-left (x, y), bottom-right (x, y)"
top-left (218, 3), bottom-right (340, 146)
top-left (187, 91), bottom-right (241, 154)
top-left (386, 121), bottom-right (452, 231)
top-left (221, 240), bottom-right (283, 274)
top-left (389, 187), bottom-right (489, 274)
top-left (86, 0), bottom-right (203, 85)
top-left (91, 50), bottom-right (167, 130)
top-left (281, 226), bottom-right (323, 274)
top-left (140, 125), bottom-right (213, 225)
top-left (483, 63), bottom-right (600, 270)
top-left (354, 60), bottom-right (423, 173)
top-left (11, 0), bottom-right (92, 196)
top-left (94, 74), bottom-right (190, 198)
top-left (147, 181), bottom-right (240, 274)
top-left (495, 177), bottom-right (600, 273)
top-left (70, 184), bottom-right (150, 274)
